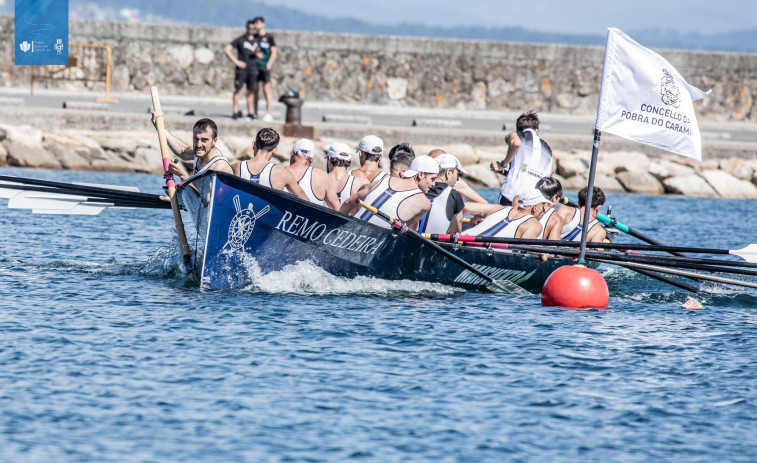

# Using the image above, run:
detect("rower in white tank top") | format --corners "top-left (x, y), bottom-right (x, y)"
top-left (295, 166), bottom-right (326, 206)
top-left (419, 185), bottom-right (453, 234)
top-left (536, 207), bottom-right (557, 240)
top-left (465, 206), bottom-right (534, 239)
top-left (192, 155), bottom-right (232, 176)
top-left (240, 160), bottom-right (275, 188)
top-left (562, 208), bottom-right (600, 241)
top-left (499, 128), bottom-right (553, 203)
top-left (355, 176), bottom-right (423, 229)
top-left (337, 173), bottom-right (356, 205)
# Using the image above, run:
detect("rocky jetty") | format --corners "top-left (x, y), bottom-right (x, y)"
top-left (2, 123), bottom-right (757, 199)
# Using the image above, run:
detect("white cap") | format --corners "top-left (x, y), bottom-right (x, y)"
top-left (436, 153), bottom-right (468, 175)
top-left (327, 142), bottom-right (352, 161)
top-left (292, 138), bottom-right (315, 158)
top-left (400, 155), bottom-right (440, 178)
top-left (358, 135), bottom-right (384, 156)
top-left (519, 188), bottom-right (551, 207)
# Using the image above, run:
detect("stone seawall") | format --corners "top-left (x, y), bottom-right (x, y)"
top-left (2, 17), bottom-right (757, 121)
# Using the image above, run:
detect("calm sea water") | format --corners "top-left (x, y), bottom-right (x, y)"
top-left (1, 167), bottom-right (755, 462)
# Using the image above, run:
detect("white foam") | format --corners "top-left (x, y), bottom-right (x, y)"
top-left (233, 253), bottom-right (461, 297)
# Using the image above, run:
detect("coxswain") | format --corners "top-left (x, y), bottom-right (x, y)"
top-left (490, 111), bottom-right (554, 206)
top-left (284, 138), bottom-right (329, 206)
top-left (340, 155), bottom-right (439, 231)
top-left (152, 114), bottom-right (233, 182)
top-left (350, 135), bottom-right (388, 184)
top-left (418, 154), bottom-right (466, 234)
top-left (534, 176), bottom-right (566, 240)
top-left (324, 142), bottom-right (368, 209)
top-left (231, 128), bottom-right (308, 200)
top-left (465, 187), bottom-right (547, 240)
top-left (427, 148), bottom-right (487, 204)
top-left (560, 186), bottom-right (607, 243)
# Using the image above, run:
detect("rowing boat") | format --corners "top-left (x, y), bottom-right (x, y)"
top-left (178, 172), bottom-right (583, 292)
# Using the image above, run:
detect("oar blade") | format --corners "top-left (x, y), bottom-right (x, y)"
top-left (485, 279), bottom-right (531, 295)
top-left (731, 244), bottom-right (757, 263)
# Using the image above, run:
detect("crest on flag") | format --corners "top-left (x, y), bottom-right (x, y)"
top-left (660, 69), bottom-right (681, 108)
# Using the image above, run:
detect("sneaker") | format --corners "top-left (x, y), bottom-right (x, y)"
top-left (232, 111), bottom-right (243, 120)
top-left (262, 113), bottom-right (273, 122)
top-left (246, 113), bottom-right (258, 120)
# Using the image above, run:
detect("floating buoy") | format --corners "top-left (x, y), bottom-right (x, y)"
top-left (541, 265), bottom-right (609, 309)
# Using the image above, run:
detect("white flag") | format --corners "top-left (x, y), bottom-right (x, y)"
top-left (595, 28), bottom-right (711, 161)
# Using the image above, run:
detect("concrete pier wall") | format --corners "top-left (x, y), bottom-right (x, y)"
top-left (1, 17), bottom-right (756, 121)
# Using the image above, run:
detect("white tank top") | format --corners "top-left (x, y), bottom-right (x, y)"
top-left (568, 218), bottom-right (600, 241)
top-left (338, 173), bottom-right (356, 205)
top-left (295, 166), bottom-right (325, 206)
top-left (355, 176), bottom-right (423, 229)
top-left (537, 207), bottom-right (557, 240)
top-left (419, 185), bottom-right (453, 234)
top-left (241, 161), bottom-right (275, 188)
top-left (500, 129), bottom-right (553, 201)
top-left (192, 155), bottom-right (231, 175)
top-left (466, 206), bottom-right (534, 239)
top-left (561, 208), bottom-right (582, 240)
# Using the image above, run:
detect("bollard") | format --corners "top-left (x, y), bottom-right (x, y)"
top-left (279, 90), bottom-right (313, 138)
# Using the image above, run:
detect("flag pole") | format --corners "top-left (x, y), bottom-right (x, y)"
top-left (577, 128), bottom-right (601, 264)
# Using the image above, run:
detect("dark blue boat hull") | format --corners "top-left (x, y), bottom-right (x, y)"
top-left (178, 172), bottom-right (580, 292)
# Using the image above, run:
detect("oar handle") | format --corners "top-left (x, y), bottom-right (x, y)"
top-left (151, 86), bottom-right (192, 270)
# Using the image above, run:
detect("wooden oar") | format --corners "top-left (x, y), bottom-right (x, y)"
top-left (590, 258), bottom-right (757, 291)
top-left (461, 242), bottom-right (757, 278)
top-left (151, 86), bottom-right (192, 271)
top-left (0, 175), bottom-right (170, 207)
top-left (428, 234), bottom-right (757, 263)
top-left (357, 200), bottom-right (529, 294)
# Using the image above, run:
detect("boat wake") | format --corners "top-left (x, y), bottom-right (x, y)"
top-left (225, 252), bottom-right (463, 297)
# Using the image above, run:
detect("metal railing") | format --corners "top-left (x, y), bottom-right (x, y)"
top-left (30, 43), bottom-right (119, 103)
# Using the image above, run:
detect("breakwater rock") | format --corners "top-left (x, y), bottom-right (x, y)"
top-left (2, 123), bottom-right (757, 199)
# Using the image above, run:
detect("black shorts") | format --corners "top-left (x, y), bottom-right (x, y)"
top-left (256, 67), bottom-right (271, 83)
top-left (498, 195), bottom-right (512, 206)
top-left (234, 66), bottom-right (258, 91)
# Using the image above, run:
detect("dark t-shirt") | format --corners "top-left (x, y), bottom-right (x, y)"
top-left (426, 183), bottom-right (465, 220)
top-left (230, 34), bottom-right (259, 65)
top-left (254, 33), bottom-right (276, 68)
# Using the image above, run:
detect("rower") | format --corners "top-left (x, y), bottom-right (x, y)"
top-left (351, 135), bottom-right (388, 184)
top-left (340, 155), bottom-right (439, 231)
top-left (152, 114), bottom-right (233, 182)
top-left (427, 148), bottom-right (487, 204)
top-left (388, 143), bottom-right (415, 177)
top-left (464, 187), bottom-right (545, 240)
top-left (419, 153), bottom-right (466, 234)
top-left (284, 138), bottom-right (329, 206)
top-left (562, 186), bottom-right (607, 243)
top-left (324, 142), bottom-right (368, 209)
top-left (534, 176), bottom-right (566, 240)
top-left (230, 128), bottom-right (308, 201)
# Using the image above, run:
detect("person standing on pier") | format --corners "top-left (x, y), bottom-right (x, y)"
top-left (252, 16), bottom-right (277, 122)
top-left (224, 19), bottom-right (261, 120)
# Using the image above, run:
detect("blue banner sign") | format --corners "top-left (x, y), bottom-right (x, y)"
top-left (15, 0), bottom-right (69, 65)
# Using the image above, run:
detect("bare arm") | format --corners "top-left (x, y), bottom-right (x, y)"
top-left (463, 202), bottom-right (501, 217)
top-left (231, 161), bottom-right (242, 177)
top-left (282, 169), bottom-right (309, 201)
top-left (339, 183), bottom-right (372, 216)
top-left (324, 178), bottom-right (341, 210)
top-left (455, 179), bottom-right (487, 203)
top-left (447, 211), bottom-right (463, 234)
top-left (267, 46), bottom-right (277, 69)
top-left (223, 43), bottom-right (245, 68)
top-left (490, 132), bottom-right (521, 174)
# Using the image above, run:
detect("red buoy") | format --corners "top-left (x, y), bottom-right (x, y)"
top-left (541, 265), bottom-right (609, 309)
